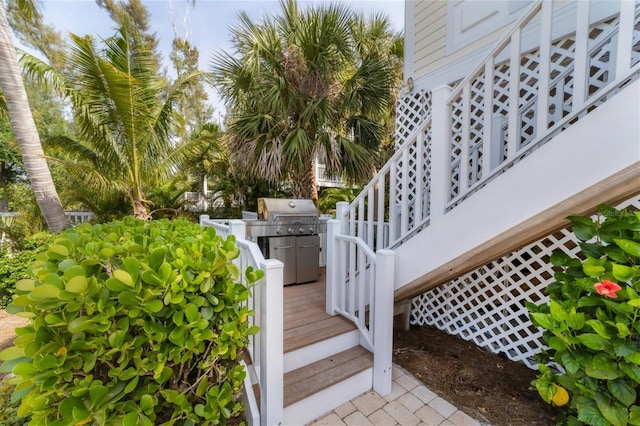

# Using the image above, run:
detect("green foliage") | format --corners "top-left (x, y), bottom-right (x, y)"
top-left (0, 233), bottom-right (53, 308)
top-left (0, 380), bottom-right (30, 426)
top-left (528, 205), bottom-right (640, 425)
top-left (0, 217), bottom-right (262, 425)
top-left (212, 0), bottom-right (400, 202)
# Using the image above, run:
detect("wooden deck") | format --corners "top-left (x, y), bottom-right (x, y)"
top-left (283, 268), bottom-right (357, 353)
top-left (283, 269), bottom-right (372, 409)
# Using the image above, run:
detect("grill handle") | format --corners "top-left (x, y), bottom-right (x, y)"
top-left (273, 245), bottom-right (294, 249)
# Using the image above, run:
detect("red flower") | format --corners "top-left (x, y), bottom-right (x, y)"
top-left (594, 280), bottom-right (622, 298)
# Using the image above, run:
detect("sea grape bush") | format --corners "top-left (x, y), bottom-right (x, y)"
top-left (528, 205), bottom-right (640, 426)
top-left (0, 217), bottom-right (262, 425)
top-left (0, 233), bottom-right (54, 308)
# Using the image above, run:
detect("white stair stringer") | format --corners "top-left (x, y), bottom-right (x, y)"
top-left (393, 79), bottom-right (640, 295)
top-left (283, 367), bottom-right (373, 426)
top-left (284, 328), bottom-right (360, 373)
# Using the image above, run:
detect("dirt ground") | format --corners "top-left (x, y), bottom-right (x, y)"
top-left (394, 326), bottom-right (558, 426)
top-left (0, 310), bottom-right (557, 425)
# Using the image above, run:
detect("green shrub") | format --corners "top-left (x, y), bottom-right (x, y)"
top-left (0, 233), bottom-right (53, 308)
top-left (0, 380), bottom-right (30, 426)
top-left (0, 217), bottom-right (261, 425)
top-left (528, 205), bottom-right (640, 425)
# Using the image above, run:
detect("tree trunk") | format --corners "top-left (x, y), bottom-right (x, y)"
top-left (290, 158), bottom-right (318, 205)
top-left (0, 4), bottom-right (69, 232)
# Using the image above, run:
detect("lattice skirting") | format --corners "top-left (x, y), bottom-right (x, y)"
top-left (410, 194), bottom-right (640, 370)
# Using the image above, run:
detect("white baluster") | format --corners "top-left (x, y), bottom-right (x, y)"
top-left (536, 0), bottom-right (553, 135)
top-left (616, 0), bottom-right (636, 79)
top-left (573, 0), bottom-right (590, 112)
top-left (507, 28), bottom-right (522, 157)
top-left (430, 85), bottom-right (453, 220)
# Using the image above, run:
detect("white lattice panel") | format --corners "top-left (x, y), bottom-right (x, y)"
top-left (411, 194), bottom-right (640, 370)
top-left (395, 90), bottom-right (432, 149)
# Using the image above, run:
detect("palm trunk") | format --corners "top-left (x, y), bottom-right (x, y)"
top-left (290, 158), bottom-right (318, 205)
top-left (0, 4), bottom-right (69, 232)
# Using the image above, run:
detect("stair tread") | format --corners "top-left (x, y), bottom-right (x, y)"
top-left (284, 346), bottom-right (373, 407)
top-left (284, 316), bottom-right (357, 353)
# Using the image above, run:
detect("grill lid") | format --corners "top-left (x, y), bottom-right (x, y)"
top-left (257, 198), bottom-right (318, 220)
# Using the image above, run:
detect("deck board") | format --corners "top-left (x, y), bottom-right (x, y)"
top-left (283, 269), bottom-right (357, 353)
top-left (283, 346), bottom-right (373, 407)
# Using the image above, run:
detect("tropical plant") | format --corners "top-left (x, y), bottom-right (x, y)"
top-left (212, 0), bottom-right (398, 205)
top-left (0, 231), bottom-right (52, 308)
top-left (0, 217), bottom-right (261, 424)
top-left (0, 0), bottom-right (68, 232)
top-left (527, 205), bottom-right (640, 426)
top-left (22, 25), bottom-right (206, 219)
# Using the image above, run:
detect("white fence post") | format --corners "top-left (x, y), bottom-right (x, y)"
top-left (336, 201), bottom-right (349, 235)
top-left (326, 220), bottom-right (341, 315)
top-left (229, 220), bottom-right (246, 241)
top-left (199, 214), bottom-right (210, 226)
top-left (373, 249), bottom-right (395, 396)
top-left (259, 258), bottom-right (284, 426)
top-left (430, 85), bottom-right (453, 221)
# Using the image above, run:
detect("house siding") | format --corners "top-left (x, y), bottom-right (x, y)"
top-left (413, 1), bottom-right (447, 76)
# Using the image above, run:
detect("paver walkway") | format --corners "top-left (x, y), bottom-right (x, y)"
top-left (308, 364), bottom-right (487, 426)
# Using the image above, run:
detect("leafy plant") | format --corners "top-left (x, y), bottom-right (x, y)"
top-left (0, 217), bottom-right (261, 425)
top-left (0, 232), bottom-right (53, 308)
top-left (528, 205), bottom-right (640, 426)
top-left (0, 380), bottom-right (30, 426)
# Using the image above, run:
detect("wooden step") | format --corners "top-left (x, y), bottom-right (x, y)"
top-left (283, 346), bottom-right (373, 407)
top-left (284, 315), bottom-right (357, 353)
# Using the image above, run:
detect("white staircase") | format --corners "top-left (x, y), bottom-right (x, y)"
top-left (338, 0), bottom-right (640, 300)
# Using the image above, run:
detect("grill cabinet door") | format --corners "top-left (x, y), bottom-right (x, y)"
top-left (296, 235), bottom-right (319, 284)
top-left (269, 236), bottom-right (296, 285)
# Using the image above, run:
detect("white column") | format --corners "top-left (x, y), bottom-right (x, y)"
top-left (326, 219), bottom-right (341, 315)
top-left (229, 220), bottom-right (246, 241)
top-left (616, 0), bottom-right (635, 79)
top-left (429, 84), bottom-right (453, 222)
top-left (372, 249), bottom-right (395, 396)
top-left (260, 258), bottom-right (284, 426)
top-left (336, 201), bottom-right (349, 235)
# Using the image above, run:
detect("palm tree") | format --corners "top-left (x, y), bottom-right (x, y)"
top-left (212, 0), bottom-right (397, 205)
top-left (0, 1), bottom-right (68, 232)
top-left (23, 26), bottom-right (206, 219)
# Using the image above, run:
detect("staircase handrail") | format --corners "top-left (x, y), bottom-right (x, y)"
top-left (326, 217), bottom-right (394, 395)
top-left (342, 118), bottom-right (431, 220)
top-left (447, 0), bottom-right (543, 103)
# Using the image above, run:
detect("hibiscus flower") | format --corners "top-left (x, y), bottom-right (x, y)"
top-left (594, 280), bottom-right (622, 298)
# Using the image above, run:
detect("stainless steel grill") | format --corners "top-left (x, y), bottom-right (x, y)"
top-left (245, 198), bottom-right (324, 285)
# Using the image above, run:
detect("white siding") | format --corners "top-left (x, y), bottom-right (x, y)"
top-left (412, 1), bottom-right (448, 76)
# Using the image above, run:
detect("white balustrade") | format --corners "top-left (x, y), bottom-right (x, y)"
top-left (326, 217), bottom-right (394, 395)
top-left (340, 0), bottom-right (640, 254)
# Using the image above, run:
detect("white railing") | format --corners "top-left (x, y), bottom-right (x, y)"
top-left (342, 115), bottom-right (432, 253)
top-left (200, 215), bottom-right (284, 426)
top-left (342, 0), bottom-right (640, 252)
top-left (446, 0), bottom-right (640, 209)
top-left (0, 211), bottom-right (94, 226)
top-left (326, 205), bottom-right (395, 395)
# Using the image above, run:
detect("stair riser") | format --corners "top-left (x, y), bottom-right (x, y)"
top-left (283, 367), bottom-right (373, 425)
top-left (284, 329), bottom-right (360, 373)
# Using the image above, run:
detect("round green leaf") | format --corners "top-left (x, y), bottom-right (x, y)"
top-left (30, 284), bottom-right (60, 299)
top-left (66, 276), bottom-right (88, 294)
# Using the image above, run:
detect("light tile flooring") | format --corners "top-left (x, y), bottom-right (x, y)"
top-left (308, 364), bottom-right (487, 426)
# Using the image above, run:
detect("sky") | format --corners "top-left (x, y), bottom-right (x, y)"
top-left (30, 0), bottom-right (406, 117)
